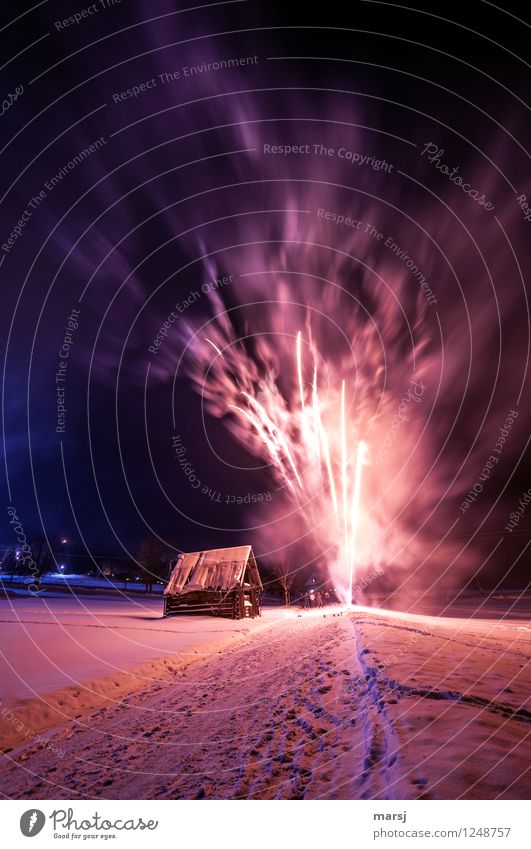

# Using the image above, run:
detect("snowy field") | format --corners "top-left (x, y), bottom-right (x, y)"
top-left (0, 594), bottom-right (280, 754)
top-left (0, 595), bottom-right (279, 705)
top-left (0, 595), bottom-right (529, 799)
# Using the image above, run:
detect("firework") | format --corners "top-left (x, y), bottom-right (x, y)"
top-left (216, 330), bottom-right (368, 604)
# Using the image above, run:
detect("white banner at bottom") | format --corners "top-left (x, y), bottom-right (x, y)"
top-left (2, 799), bottom-right (528, 848)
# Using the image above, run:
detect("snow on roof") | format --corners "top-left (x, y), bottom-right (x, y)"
top-left (164, 545), bottom-right (262, 595)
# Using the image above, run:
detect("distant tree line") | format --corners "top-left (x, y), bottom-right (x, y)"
top-left (0, 533), bottom-right (175, 594)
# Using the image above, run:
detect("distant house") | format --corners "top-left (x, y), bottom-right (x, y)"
top-left (163, 545), bottom-right (262, 619)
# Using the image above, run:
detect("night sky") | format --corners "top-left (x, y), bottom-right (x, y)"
top-left (1, 0), bottom-right (531, 587)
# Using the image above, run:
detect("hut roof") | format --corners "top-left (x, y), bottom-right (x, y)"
top-left (164, 545), bottom-right (262, 596)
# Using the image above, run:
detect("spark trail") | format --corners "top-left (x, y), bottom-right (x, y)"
top-left (215, 329), bottom-right (368, 603)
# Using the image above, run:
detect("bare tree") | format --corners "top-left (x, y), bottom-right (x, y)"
top-left (29, 535), bottom-right (54, 575)
top-left (1, 545), bottom-right (18, 582)
top-left (122, 564), bottom-right (136, 591)
top-left (273, 561), bottom-right (297, 606)
top-left (136, 535), bottom-right (168, 593)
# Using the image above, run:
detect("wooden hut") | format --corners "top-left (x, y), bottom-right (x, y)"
top-left (163, 545), bottom-right (262, 619)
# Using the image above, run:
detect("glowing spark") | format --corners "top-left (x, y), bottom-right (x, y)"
top-left (242, 392), bottom-right (303, 489)
top-left (205, 337), bottom-right (224, 358)
top-left (319, 422), bottom-right (338, 514)
top-left (348, 440), bottom-right (367, 606)
top-left (296, 330), bottom-right (305, 413)
top-left (311, 365), bottom-right (321, 461)
top-left (229, 392), bottom-right (303, 490)
top-left (340, 380), bottom-right (349, 550)
top-left (210, 331), bottom-right (368, 602)
top-left (312, 364), bottom-right (338, 513)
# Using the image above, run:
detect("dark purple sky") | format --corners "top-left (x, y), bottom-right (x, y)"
top-left (1, 0), bottom-right (530, 586)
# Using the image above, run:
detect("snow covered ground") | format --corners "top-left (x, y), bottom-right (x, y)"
top-left (0, 595), bottom-right (277, 705)
top-left (0, 595), bottom-right (281, 756)
top-left (0, 596), bottom-right (529, 799)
